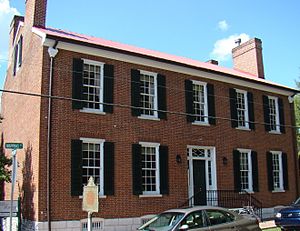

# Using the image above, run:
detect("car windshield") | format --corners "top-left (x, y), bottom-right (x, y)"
top-left (139, 212), bottom-right (185, 231)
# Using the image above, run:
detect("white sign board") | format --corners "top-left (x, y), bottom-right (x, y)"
top-left (82, 177), bottom-right (99, 213)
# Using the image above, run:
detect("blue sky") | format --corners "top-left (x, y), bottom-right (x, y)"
top-left (1, 0), bottom-right (299, 90)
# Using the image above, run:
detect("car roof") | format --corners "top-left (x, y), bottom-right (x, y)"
top-left (163, 206), bottom-right (230, 214)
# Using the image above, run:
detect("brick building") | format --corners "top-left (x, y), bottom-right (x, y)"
top-left (1, 0), bottom-right (299, 230)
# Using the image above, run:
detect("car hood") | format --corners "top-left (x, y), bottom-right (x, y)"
top-left (279, 205), bottom-right (300, 213)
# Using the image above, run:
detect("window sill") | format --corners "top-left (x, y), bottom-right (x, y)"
top-left (138, 116), bottom-right (160, 121)
top-left (272, 189), bottom-right (285, 193)
top-left (139, 194), bottom-right (163, 198)
top-left (239, 190), bottom-right (254, 194)
top-left (80, 109), bottom-right (106, 115)
top-left (192, 121), bottom-right (210, 126)
top-left (236, 127), bottom-right (251, 131)
top-left (268, 131), bottom-right (282, 135)
top-left (79, 195), bottom-right (107, 199)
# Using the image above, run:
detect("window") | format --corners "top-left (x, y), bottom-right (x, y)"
top-left (141, 143), bottom-right (160, 195)
top-left (180, 211), bottom-right (206, 229)
top-left (140, 71), bottom-right (158, 117)
top-left (229, 88), bottom-right (255, 130)
top-left (13, 35), bottom-right (23, 75)
top-left (266, 151), bottom-right (289, 192)
top-left (131, 69), bottom-right (167, 119)
top-left (233, 149), bottom-right (258, 192)
top-left (81, 138), bottom-right (104, 195)
top-left (132, 143), bottom-right (169, 196)
top-left (72, 58), bottom-right (114, 113)
top-left (185, 80), bottom-right (215, 125)
top-left (263, 95), bottom-right (285, 133)
top-left (236, 90), bottom-right (249, 128)
top-left (82, 60), bottom-right (104, 111)
top-left (193, 81), bottom-right (208, 123)
top-left (206, 210), bottom-right (235, 226)
top-left (239, 149), bottom-right (252, 191)
top-left (71, 139), bottom-right (114, 196)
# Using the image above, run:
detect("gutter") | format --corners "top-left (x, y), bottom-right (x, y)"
top-left (47, 41), bottom-right (59, 231)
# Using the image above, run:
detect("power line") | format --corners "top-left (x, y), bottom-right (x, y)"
top-left (0, 88), bottom-right (299, 129)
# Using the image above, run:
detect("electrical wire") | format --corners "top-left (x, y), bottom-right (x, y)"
top-left (0, 88), bottom-right (299, 129)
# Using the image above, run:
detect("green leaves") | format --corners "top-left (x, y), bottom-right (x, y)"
top-left (0, 153), bottom-right (12, 183)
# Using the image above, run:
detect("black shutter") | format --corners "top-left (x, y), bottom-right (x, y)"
top-left (132, 144), bottom-right (142, 195)
top-left (72, 58), bottom-right (84, 109)
top-left (157, 74), bottom-right (167, 119)
top-left (282, 153), bottom-right (289, 190)
top-left (103, 64), bottom-right (114, 113)
top-left (131, 69), bottom-right (141, 116)
top-left (233, 150), bottom-right (241, 192)
top-left (159, 145), bottom-right (169, 195)
top-left (229, 88), bottom-right (238, 128)
top-left (207, 84), bottom-right (216, 125)
top-left (247, 92), bottom-right (255, 130)
top-left (104, 142), bottom-right (114, 195)
top-left (278, 98), bottom-right (285, 133)
top-left (18, 36), bottom-right (23, 67)
top-left (263, 95), bottom-right (271, 132)
top-left (185, 80), bottom-right (195, 123)
top-left (13, 46), bottom-right (18, 76)
top-left (71, 139), bottom-right (83, 196)
top-left (266, 152), bottom-right (274, 191)
top-left (251, 151), bottom-right (259, 192)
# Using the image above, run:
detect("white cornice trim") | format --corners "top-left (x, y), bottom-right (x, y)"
top-left (32, 28), bottom-right (46, 44)
top-left (12, 21), bottom-right (24, 45)
top-left (42, 38), bottom-right (295, 96)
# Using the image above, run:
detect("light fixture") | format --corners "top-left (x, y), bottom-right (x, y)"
top-left (176, 154), bottom-right (182, 164)
top-left (222, 157), bottom-right (228, 165)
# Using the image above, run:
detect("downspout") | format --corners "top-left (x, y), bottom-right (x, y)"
top-left (47, 41), bottom-right (59, 231)
top-left (288, 94), bottom-right (300, 197)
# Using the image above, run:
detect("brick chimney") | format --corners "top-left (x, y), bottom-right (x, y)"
top-left (25, 0), bottom-right (47, 28)
top-left (232, 38), bottom-right (265, 79)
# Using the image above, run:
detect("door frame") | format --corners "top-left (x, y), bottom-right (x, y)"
top-left (187, 146), bottom-right (217, 206)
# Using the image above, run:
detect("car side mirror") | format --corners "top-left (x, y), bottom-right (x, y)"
top-left (179, 224), bottom-right (189, 230)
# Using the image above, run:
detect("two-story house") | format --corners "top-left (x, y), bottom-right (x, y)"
top-left (1, 0), bottom-right (299, 230)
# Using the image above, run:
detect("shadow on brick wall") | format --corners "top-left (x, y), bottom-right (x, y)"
top-left (19, 143), bottom-right (36, 221)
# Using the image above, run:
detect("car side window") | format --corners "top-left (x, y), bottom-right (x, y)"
top-left (206, 210), bottom-right (235, 226)
top-left (179, 211), bottom-right (206, 229)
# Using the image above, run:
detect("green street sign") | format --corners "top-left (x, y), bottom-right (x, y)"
top-left (5, 143), bottom-right (23, 150)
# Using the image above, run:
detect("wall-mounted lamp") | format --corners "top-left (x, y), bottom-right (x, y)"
top-left (222, 157), bottom-right (228, 165)
top-left (176, 154), bottom-right (182, 164)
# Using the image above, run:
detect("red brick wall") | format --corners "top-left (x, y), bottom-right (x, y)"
top-left (1, 24), bottom-right (46, 221)
top-left (38, 49), bottom-right (298, 221)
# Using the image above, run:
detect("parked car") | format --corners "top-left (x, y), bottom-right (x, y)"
top-left (138, 206), bottom-right (261, 231)
top-left (275, 197), bottom-right (300, 230)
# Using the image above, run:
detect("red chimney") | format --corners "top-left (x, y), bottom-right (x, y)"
top-left (25, 0), bottom-right (47, 28)
top-left (232, 38), bottom-right (265, 79)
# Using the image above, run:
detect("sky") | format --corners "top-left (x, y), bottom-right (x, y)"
top-left (0, 0), bottom-right (300, 91)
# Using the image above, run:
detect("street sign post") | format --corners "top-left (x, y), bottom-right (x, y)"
top-left (4, 142), bottom-right (23, 231)
top-left (5, 143), bottom-right (23, 150)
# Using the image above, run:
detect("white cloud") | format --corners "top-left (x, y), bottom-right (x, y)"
top-left (218, 20), bottom-right (229, 31)
top-left (210, 33), bottom-right (250, 61)
top-left (0, 0), bottom-right (20, 64)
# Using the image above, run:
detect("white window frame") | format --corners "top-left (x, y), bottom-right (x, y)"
top-left (13, 36), bottom-right (23, 74)
top-left (138, 70), bottom-right (159, 120)
top-left (268, 96), bottom-right (280, 133)
top-left (192, 80), bottom-right (209, 125)
top-left (237, 148), bottom-right (253, 193)
top-left (235, 89), bottom-right (249, 129)
top-left (80, 137), bottom-right (105, 196)
top-left (271, 151), bottom-right (284, 192)
top-left (80, 59), bottom-right (105, 114)
top-left (139, 142), bottom-right (160, 196)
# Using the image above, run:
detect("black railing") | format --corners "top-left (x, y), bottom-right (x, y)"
top-left (178, 190), bottom-right (263, 220)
